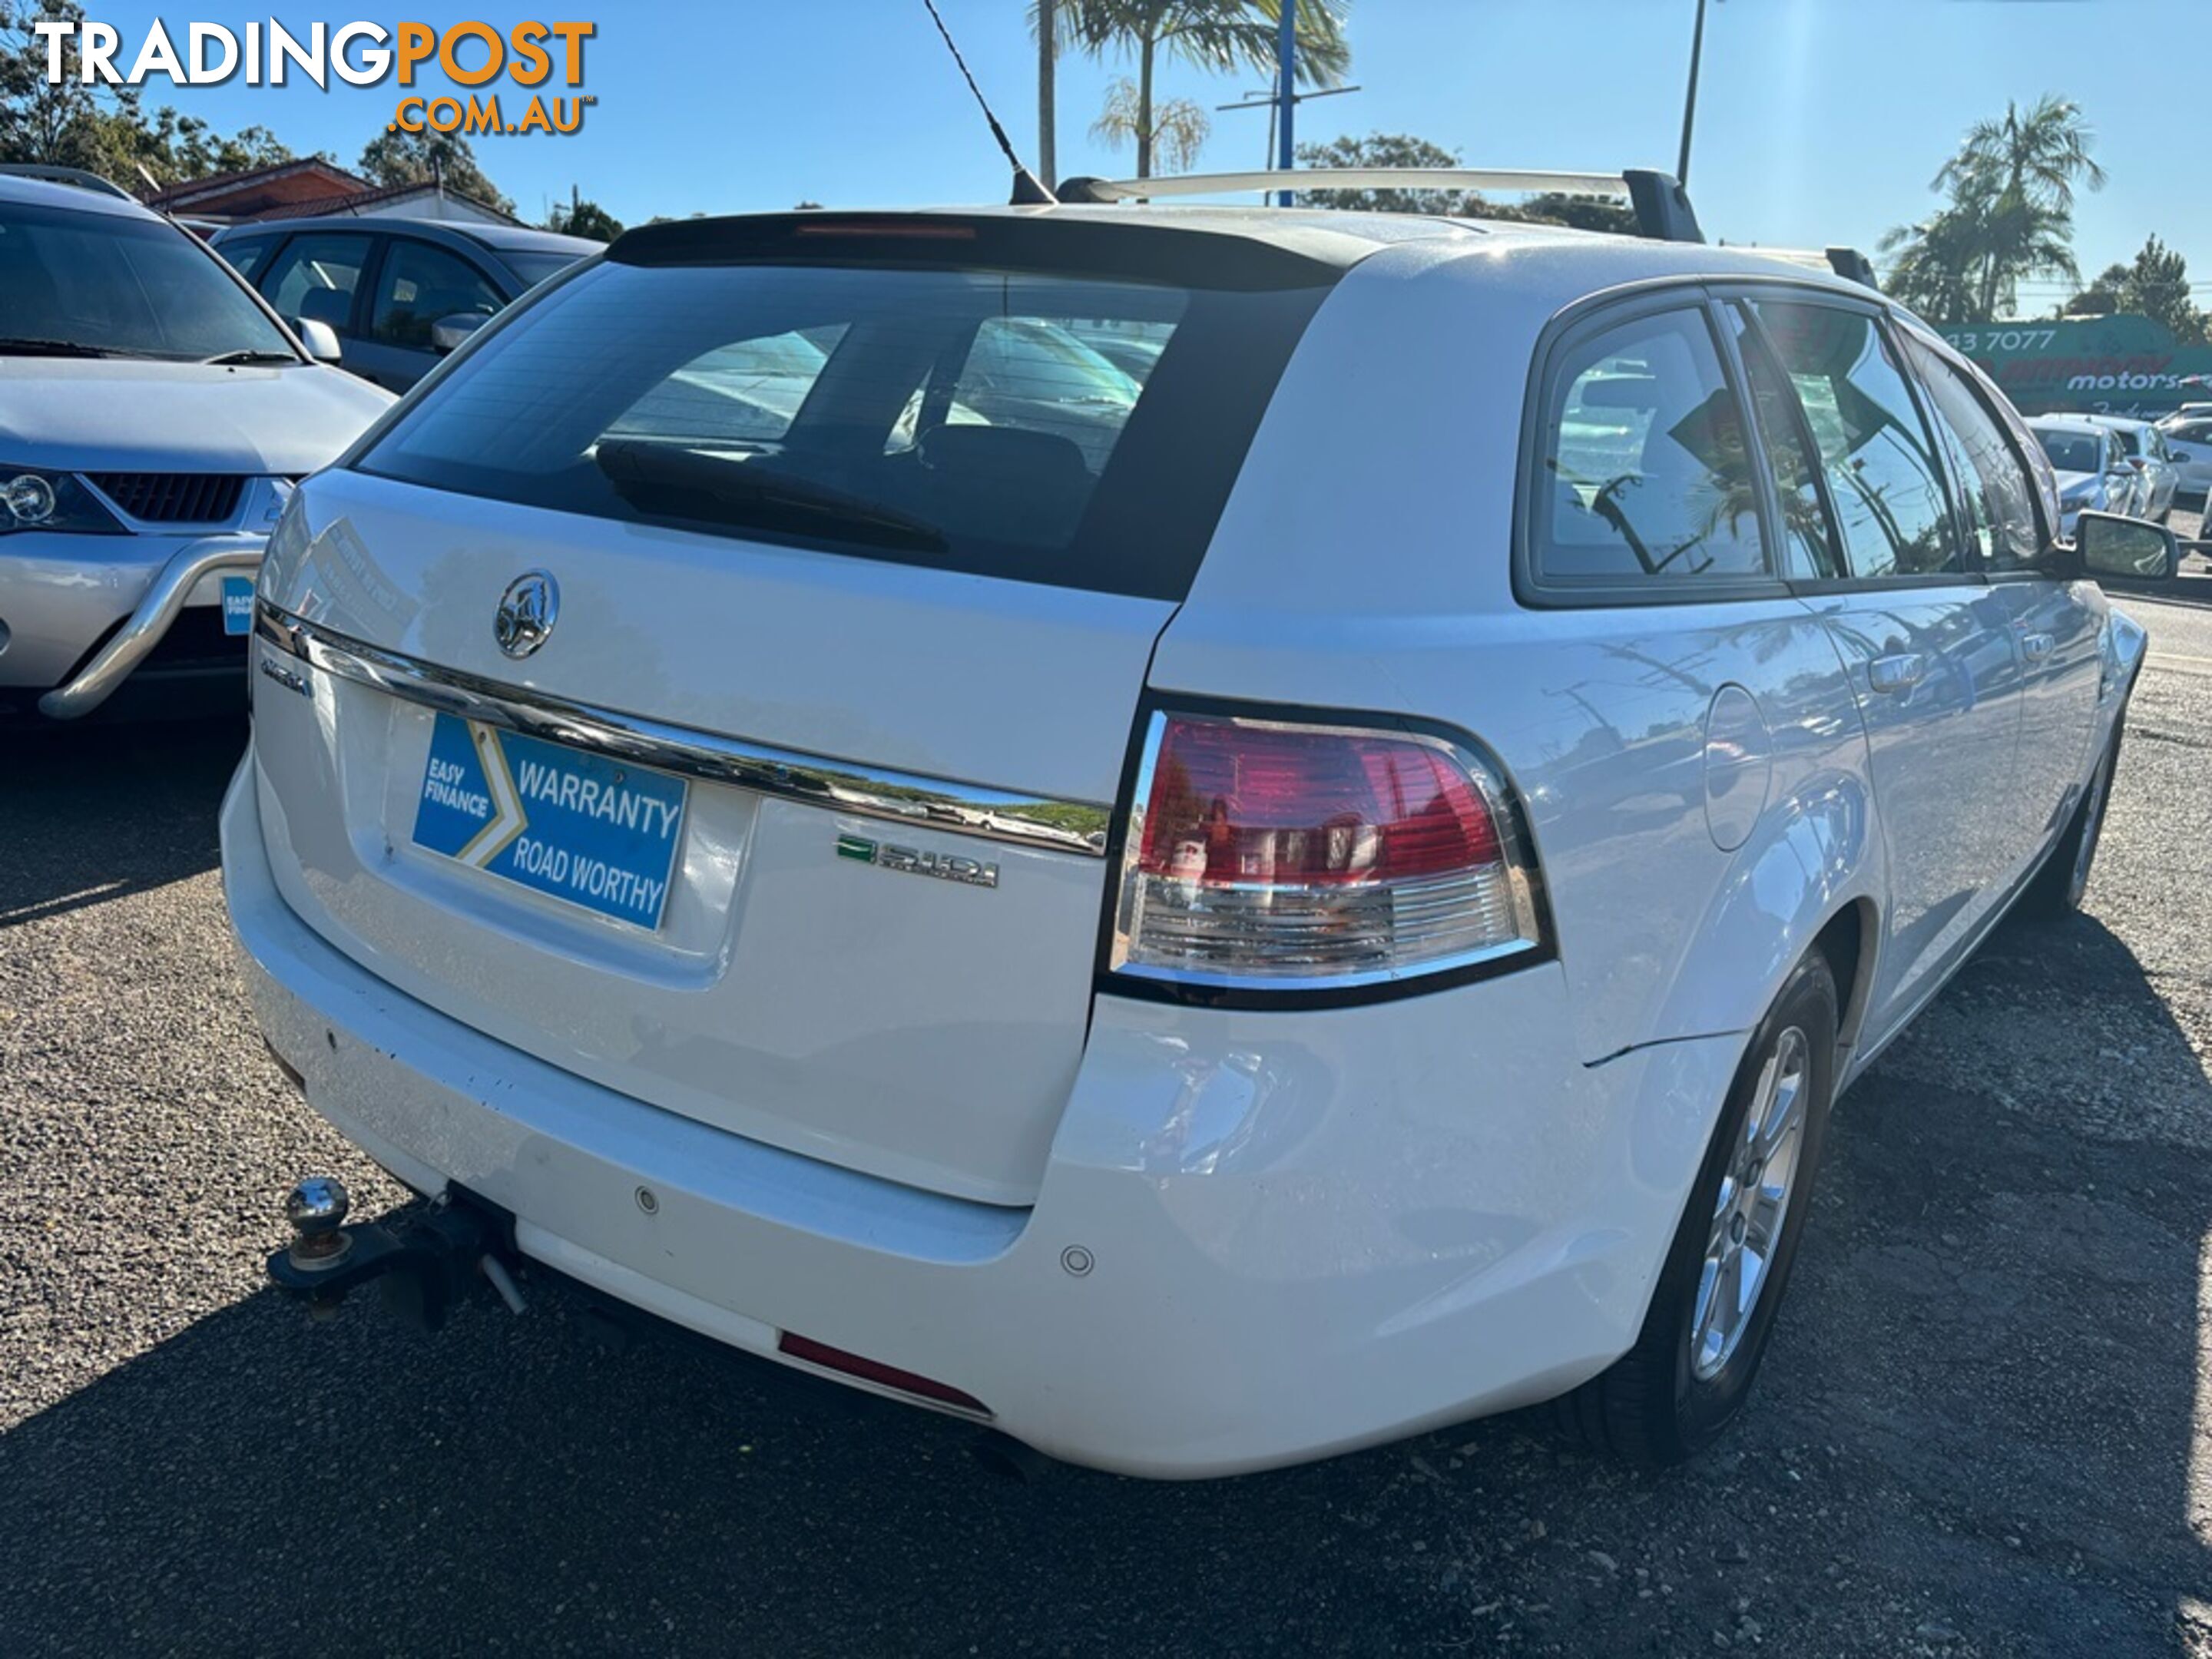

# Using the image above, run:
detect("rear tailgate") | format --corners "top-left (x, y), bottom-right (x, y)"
top-left (247, 217), bottom-right (1338, 1206)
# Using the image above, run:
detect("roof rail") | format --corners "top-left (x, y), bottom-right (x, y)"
top-left (0, 163), bottom-right (137, 201)
top-left (1054, 167), bottom-right (1705, 244)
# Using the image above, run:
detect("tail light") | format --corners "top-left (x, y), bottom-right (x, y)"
top-left (1107, 709), bottom-right (1546, 994)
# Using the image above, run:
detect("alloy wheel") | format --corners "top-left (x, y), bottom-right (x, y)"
top-left (1689, 1025), bottom-right (1810, 1382)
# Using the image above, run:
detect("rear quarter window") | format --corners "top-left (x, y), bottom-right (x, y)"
top-left (1528, 303), bottom-right (1770, 592)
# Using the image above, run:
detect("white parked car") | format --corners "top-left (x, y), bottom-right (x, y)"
top-left (2082, 414), bottom-right (2180, 522)
top-left (227, 180), bottom-right (2171, 1476)
top-left (2157, 413), bottom-right (2212, 500)
top-left (2028, 416), bottom-right (2139, 538)
top-left (0, 167), bottom-right (392, 721)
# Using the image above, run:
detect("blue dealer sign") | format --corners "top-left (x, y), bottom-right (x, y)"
top-left (411, 714), bottom-right (688, 929)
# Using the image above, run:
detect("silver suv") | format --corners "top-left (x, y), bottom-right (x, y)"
top-left (0, 167), bottom-right (390, 722)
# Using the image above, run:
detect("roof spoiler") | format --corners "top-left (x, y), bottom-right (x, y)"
top-left (1054, 167), bottom-right (1705, 244)
top-left (0, 162), bottom-right (136, 202)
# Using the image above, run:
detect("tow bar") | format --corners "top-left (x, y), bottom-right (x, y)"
top-left (266, 1177), bottom-right (528, 1330)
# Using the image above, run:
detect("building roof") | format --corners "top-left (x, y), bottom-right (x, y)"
top-left (134, 157), bottom-right (523, 229)
top-left (224, 177), bottom-right (522, 226)
top-left (141, 157), bottom-right (373, 214)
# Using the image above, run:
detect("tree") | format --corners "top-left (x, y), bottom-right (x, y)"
top-left (3, 3), bottom-right (302, 189)
top-left (1091, 76), bottom-right (1207, 175)
top-left (545, 197), bottom-right (622, 241)
top-left (101, 108), bottom-right (297, 190)
top-left (1293, 131), bottom-right (1467, 214)
top-left (359, 128), bottom-right (514, 215)
top-left (2062, 261), bottom-right (2129, 318)
top-left (2064, 237), bottom-right (2209, 342)
top-left (1882, 95), bottom-right (2104, 325)
top-left (1291, 132), bottom-right (1638, 233)
top-left (2, 1), bottom-right (121, 169)
top-left (1058, 0), bottom-right (1349, 179)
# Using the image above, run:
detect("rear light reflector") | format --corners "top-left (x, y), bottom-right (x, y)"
top-left (1108, 710), bottom-right (1545, 992)
top-left (777, 1331), bottom-right (991, 1416)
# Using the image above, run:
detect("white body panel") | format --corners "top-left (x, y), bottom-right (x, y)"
top-left (227, 758), bottom-right (1743, 1476)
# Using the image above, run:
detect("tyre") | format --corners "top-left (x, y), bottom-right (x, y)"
top-left (2022, 725), bottom-right (2120, 919)
top-left (1557, 951), bottom-right (1839, 1465)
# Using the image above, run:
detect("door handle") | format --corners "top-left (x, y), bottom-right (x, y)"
top-left (1868, 653), bottom-right (1927, 695)
top-left (2019, 631), bottom-right (2055, 663)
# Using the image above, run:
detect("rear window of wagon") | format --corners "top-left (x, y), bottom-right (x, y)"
top-left (353, 220), bottom-right (1336, 601)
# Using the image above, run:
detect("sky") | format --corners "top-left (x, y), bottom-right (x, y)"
top-left (51, 0), bottom-right (2212, 310)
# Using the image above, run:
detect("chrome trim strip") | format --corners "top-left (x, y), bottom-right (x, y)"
top-left (39, 538), bottom-right (264, 719)
top-left (255, 603), bottom-right (1111, 857)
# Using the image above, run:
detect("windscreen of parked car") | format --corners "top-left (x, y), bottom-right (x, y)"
top-left (2036, 431), bottom-right (2103, 475)
top-left (0, 199), bottom-right (296, 362)
top-left (355, 253), bottom-right (1329, 600)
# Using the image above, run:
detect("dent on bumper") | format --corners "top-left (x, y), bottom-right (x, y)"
top-left (222, 754), bottom-right (1746, 1477)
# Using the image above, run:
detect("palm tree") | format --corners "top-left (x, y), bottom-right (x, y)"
top-left (1053, 0), bottom-right (1350, 179)
top-left (1091, 77), bottom-right (1209, 175)
top-left (1939, 94), bottom-right (2107, 219)
top-left (1887, 95), bottom-right (2104, 324)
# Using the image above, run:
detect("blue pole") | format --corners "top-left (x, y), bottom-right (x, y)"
top-left (1275, 2), bottom-right (1296, 207)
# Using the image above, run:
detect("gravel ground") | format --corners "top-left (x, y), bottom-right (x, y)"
top-left (4, 577), bottom-right (2212, 1657)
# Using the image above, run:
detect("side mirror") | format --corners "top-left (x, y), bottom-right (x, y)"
top-left (431, 313), bottom-right (489, 355)
top-left (292, 317), bottom-right (343, 364)
top-left (2075, 510), bottom-right (2179, 581)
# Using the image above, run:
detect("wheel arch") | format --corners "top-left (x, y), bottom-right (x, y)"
top-left (1811, 897), bottom-right (1879, 1060)
top-left (1641, 770), bottom-right (1883, 1060)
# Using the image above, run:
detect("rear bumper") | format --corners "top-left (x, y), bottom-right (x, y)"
top-left (0, 530), bottom-right (263, 718)
top-left (222, 752), bottom-right (1744, 1477)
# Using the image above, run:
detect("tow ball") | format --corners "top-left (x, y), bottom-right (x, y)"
top-left (266, 1177), bottom-right (528, 1330)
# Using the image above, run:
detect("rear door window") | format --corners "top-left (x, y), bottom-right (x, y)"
top-left (356, 252), bottom-right (1330, 601)
top-left (1530, 305), bottom-right (1770, 587)
top-left (260, 232), bottom-right (371, 336)
top-left (1752, 300), bottom-right (1962, 581)
top-left (219, 234), bottom-right (277, 281)
top-left (1727, 303), bottom-right (1843, 580)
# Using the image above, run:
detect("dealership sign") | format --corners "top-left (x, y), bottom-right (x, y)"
top-left (1938, 314), bottom-right (2212, 418)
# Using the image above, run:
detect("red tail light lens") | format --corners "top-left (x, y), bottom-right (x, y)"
top-left (1109, 710), bottom-right (1545, 990)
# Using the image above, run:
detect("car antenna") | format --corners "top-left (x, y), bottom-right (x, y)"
top-left (918, 0), bottom-right (1058, 206)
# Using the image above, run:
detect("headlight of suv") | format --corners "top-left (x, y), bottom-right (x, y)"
top-left (0, 467), bottom-right (126, 536)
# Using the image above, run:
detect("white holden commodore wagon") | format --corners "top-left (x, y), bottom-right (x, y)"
top-left (224, 173), bottom-right (2175, 1476)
